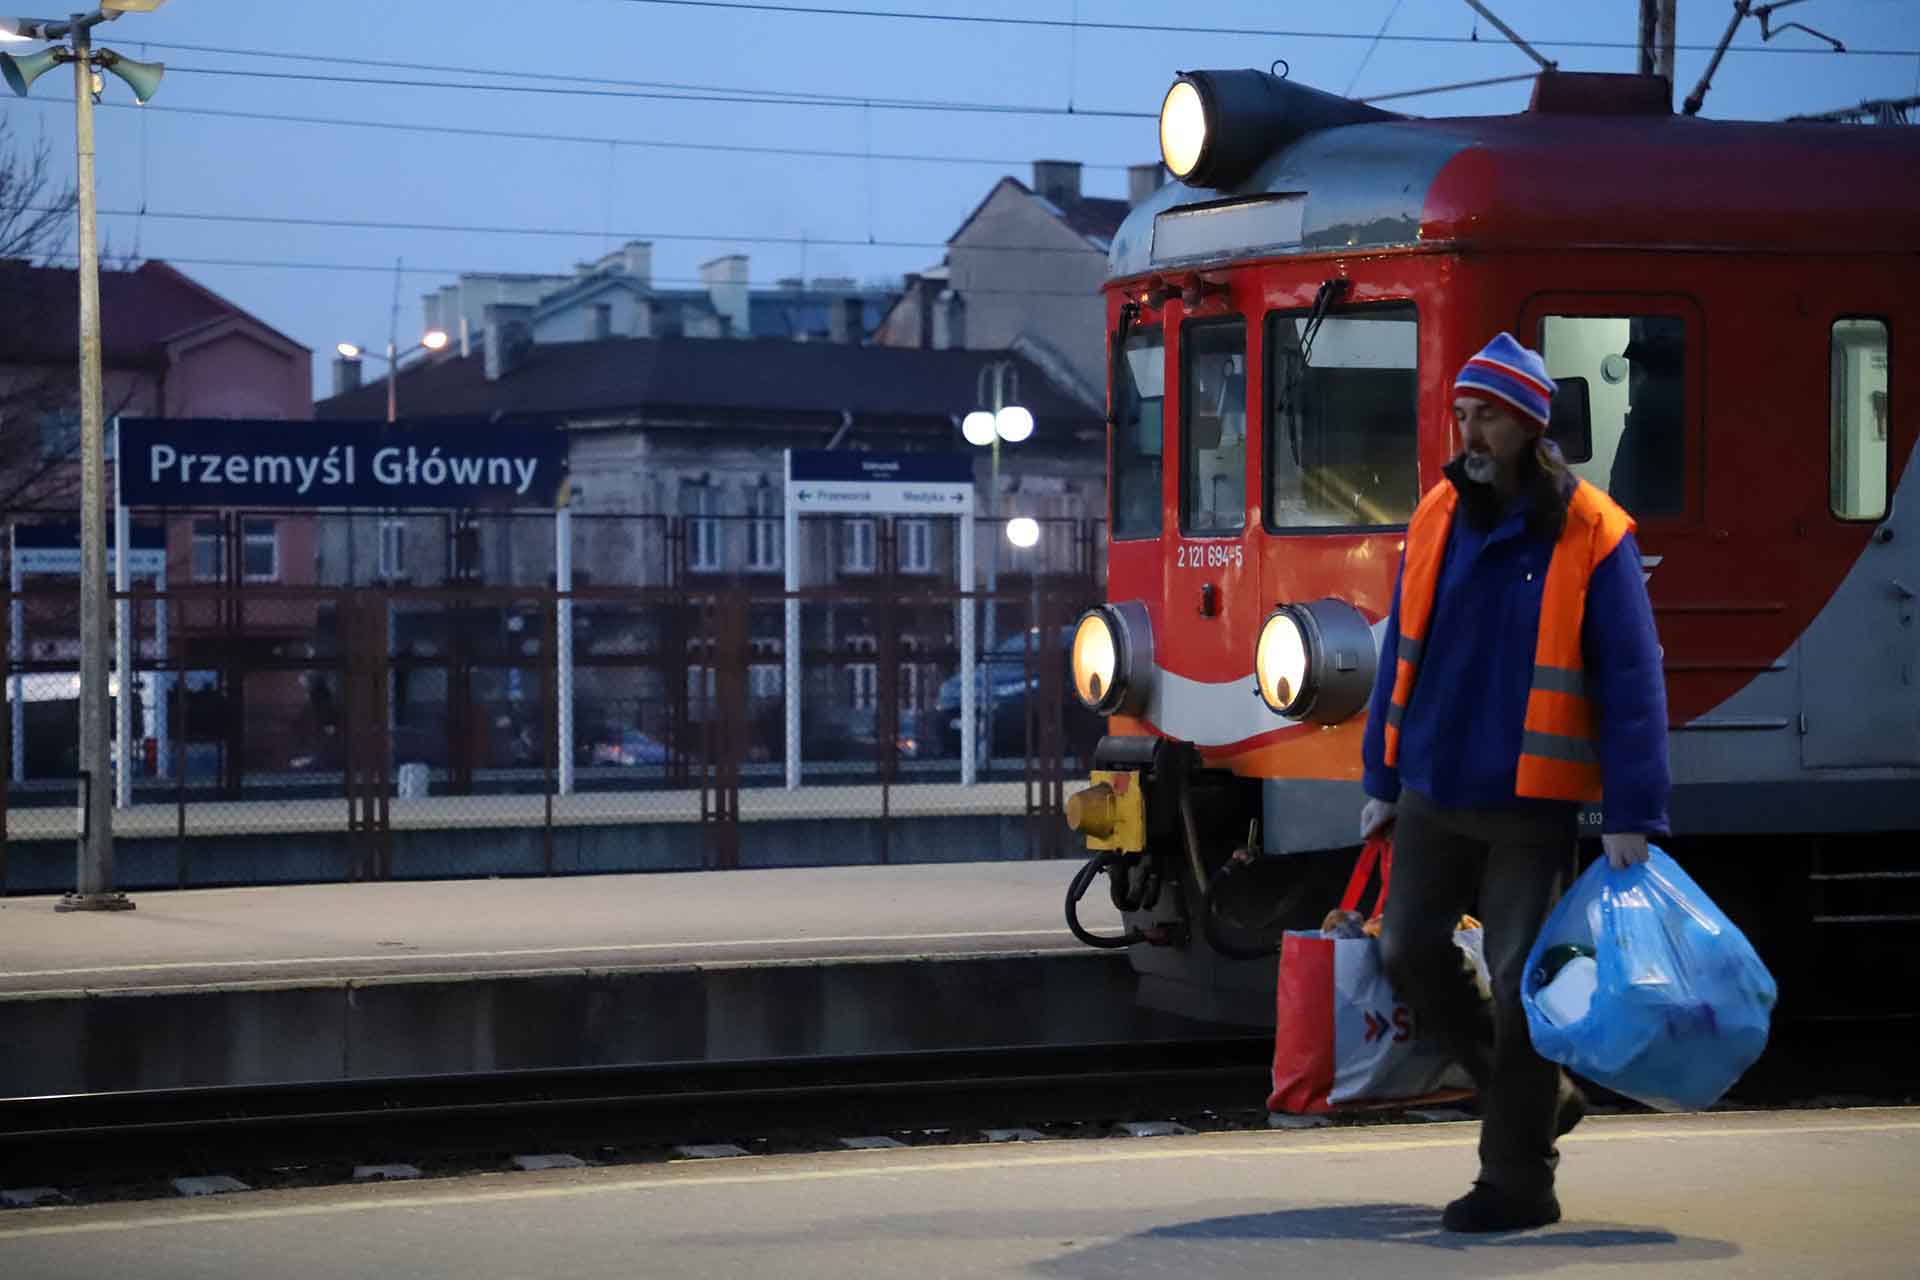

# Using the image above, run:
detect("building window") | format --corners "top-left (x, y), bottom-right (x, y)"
top-left (748, 486), bottom-right (783, 572)
top-left (686, 664), bottom-right (718, 719)
top-left (1831, 318), bottom-right (1889, 521)
top-left (849, 662), bottom-right (877, 712)
top-left (897, 518), bottom-right (932, 573)
top-left (38, 409), bottom-right (80, 461)
top-left (191, 518), bottom-right (223, 581)
top-left (592, 303), bottom-right (613, 340)
top-left (242, 518), bottom-right (279, 582)
top-left (748, 664), bottom-right (784, 700)
top-left (841, 518), bottom-right (875, 574)
top-left (378, 518), bottom-right (407, 580)
top-left (682, 483), bottom-right (722, 573)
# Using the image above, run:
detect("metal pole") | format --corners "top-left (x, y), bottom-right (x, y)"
top-left (783, 451), bottom-right (801, 790)
top-left (555, 504), bottom-right (574, 795)
top-left (958, 494), bottom-right (976, 787)
top-left (10, 535), bottom-right (23, 786)
top-left (113, 440), bottom-right (131, 809)
top-left (385, 340), bottom-right (397, 424)
top-left (154, 557), bottom-right (169, 781)
top-left (63, 21), bottom-right (130, 910)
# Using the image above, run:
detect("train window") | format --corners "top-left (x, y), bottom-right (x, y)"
top-left (1265, 303), bottom-right (1418, 530)
top-left (1539, 315), bottom-right (1686, 518)
top-left (1830, 319), bottom-right (1889, 522)
top-left (1111, 326), bottom-right (1165, 540)
top-left (1181, 319), bottom-right (1247, 534)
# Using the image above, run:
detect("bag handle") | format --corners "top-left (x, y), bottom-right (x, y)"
top-left (1338, 832), bottom-right (1395, 921)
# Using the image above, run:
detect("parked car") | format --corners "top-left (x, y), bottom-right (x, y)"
top-left (588, 728), bottom-right (671, 767)
top-left (936, 627), bottom-right (1103, 760)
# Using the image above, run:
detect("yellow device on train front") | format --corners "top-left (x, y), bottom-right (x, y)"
top-left (1065, 771), bottom-right (1146, 853)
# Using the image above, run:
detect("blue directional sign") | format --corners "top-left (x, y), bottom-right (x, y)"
top-left (785, 450), bottom-right (974, 515)
top-left (116, 418), bottom-right (568, 509)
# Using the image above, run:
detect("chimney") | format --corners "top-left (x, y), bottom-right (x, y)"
top-left (332, 355), bottom-right (363, 398)
top-left (623, 240), bottom-right (652, 287)
top-left (1032, 159), bottom-right (1082, 206)
top-left (931, 290), bottom-right (965, 351)
top-left (1128, 162), bottom-right (1166, 206)
top-left (700, 254), bottom-right (750, 338)
top-left (483, 303), bottom-right (534, 382)
top-left (828, 296), bottom-right (865, 345)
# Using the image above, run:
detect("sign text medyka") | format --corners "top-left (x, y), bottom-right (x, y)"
top-left (117, 418), bottom-right (568, 509)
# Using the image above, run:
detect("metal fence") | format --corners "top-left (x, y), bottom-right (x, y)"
top-left (0, 547), bottom-right (1104, 889)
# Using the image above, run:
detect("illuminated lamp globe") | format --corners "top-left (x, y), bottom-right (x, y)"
top-left (994, 405), bottom-right (1034, 443)
top-left (962, 411), bottom-right (997, 447)
top-left (336, 342), bottom-right (363, 359)
top-left (1159, 79), bottom-right (1208, 181)
top-left (421, 329), bottom-right (450, 351)
top-left (1006, 516), bottom-right (1040, 549)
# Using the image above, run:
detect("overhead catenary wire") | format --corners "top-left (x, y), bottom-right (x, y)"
top-left (161, 64), bottom-right (1157, 120)
top-left (33, 250), bottom-right (1107, 299)
top-left (40, 96), bottom-right (1145, 171)
top-left (612, 0), bottom-right (1920, 57)
top-left (30, 204), bottom-right (1119, 257)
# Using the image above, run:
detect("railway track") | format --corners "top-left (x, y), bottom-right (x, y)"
top-left (3, 1017), bottom-right (1912, 1210)
top-left (0, 1038), bottom-right (1277, 1203)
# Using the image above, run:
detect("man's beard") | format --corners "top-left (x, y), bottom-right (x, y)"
top-left (1462, 451), bottom-right (1497, 485)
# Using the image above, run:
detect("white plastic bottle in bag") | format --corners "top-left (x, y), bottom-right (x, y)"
top-left (1537, 954), bottom-right (1599, 1027)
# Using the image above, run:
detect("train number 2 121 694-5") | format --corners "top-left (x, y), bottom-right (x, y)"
top-left (1175, 543), bottom-right (1243, 571)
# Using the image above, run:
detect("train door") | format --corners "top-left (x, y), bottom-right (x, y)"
top-left (1801, 316), bottom-right (1917, 767)
top-left (1165, 308), bottom-right (1256, 683)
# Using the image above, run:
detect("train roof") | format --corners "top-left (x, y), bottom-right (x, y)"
top-left (1109, 73), bottom-right (1920, 281)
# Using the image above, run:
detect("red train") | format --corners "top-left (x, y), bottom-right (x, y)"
top-left (1061, 68), bottom-right (1918, 1024)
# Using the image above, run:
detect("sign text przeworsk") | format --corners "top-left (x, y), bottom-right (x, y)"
top-left (116, 418), bottom-right (568, 509)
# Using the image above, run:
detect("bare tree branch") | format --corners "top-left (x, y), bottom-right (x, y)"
top-left (0, 115), bottom-right (76, 264)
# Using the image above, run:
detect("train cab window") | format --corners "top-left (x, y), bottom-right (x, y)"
top-left (1112, 326), bottom-right (1165, 540)
top-left (1181, 319), bottom-right (1247, 534)
top-left (1265, 303), bottom-right (1418, 530)
top-left (1830, 319), bottom-right (1889, 521)
top-left (1539, 315), bottom-right (1687, 518)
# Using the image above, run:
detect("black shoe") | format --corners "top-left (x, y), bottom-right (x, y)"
top-left (1442, 1182), bottom-right (1562, 1233)
top-left (1556, 1079), bottom-right (1588, 1139)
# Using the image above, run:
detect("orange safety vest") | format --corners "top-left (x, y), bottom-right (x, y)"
top-left (1382, 478), bottom-right (1634, 803)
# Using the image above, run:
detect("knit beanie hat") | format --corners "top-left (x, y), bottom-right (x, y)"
top-left (1454, 332), bottom-right (1556, 431)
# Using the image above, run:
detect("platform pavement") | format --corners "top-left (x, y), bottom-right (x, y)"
top-left (1, 1109), bottom-right (1914, 1277)
top-left (0, 861), bottom-right (1224, 1097)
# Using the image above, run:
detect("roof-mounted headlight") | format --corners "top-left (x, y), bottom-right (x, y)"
top-left (1159, 69), bottom-right (1400, 191)
top-left (1072, 601), bottom-right (1153, 717)
top-left (1255, 599), bottom-right (1376, 724)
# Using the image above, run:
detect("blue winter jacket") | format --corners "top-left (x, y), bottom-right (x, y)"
top-left (1360, 488), bottom-right (1671, 836)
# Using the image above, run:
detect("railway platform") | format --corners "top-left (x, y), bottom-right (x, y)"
top-left (1, 1108), bottom-right (1912, 1277)
top-left (0, 860), bottom-right (1221, 1097)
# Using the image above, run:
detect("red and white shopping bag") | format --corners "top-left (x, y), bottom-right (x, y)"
top-left (1267, 834), bottom-right (1484, 1114)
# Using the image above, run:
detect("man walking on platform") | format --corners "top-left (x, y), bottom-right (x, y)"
top-left (1358, 333), bottom-right (1671, 1232)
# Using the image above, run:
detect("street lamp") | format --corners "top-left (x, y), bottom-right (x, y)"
top-left (336, 330), bottom-right (450, 423)
top-left (960, 360), bottom-right (1031, 769)
top-left (3, 2), bottom-right (169, 913)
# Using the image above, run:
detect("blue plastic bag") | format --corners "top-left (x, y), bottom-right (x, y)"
top-left (1522, 847), bottom-right (1777, 1112)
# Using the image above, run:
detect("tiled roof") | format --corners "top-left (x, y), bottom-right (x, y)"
top-left (0, 259), bottom-right (306, 366)
top-left (315, 337), bottom-right (1100, 433)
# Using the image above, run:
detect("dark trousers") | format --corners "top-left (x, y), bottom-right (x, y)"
top-left (1379, 787), bottom-right (1575, 1197)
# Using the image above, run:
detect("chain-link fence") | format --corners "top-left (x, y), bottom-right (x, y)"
top-left (1, 513), bottom-right (1105, 890)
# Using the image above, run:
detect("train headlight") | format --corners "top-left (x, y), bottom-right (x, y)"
top-left (1255, 600), bottom-right (1377, 724)
top-left (1158, 70), bottom-right (1399, 191)
top-left (1159, 79), bottom-right (1209, 182)
top-left (1072, 601), bottom-right (1153, 717)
